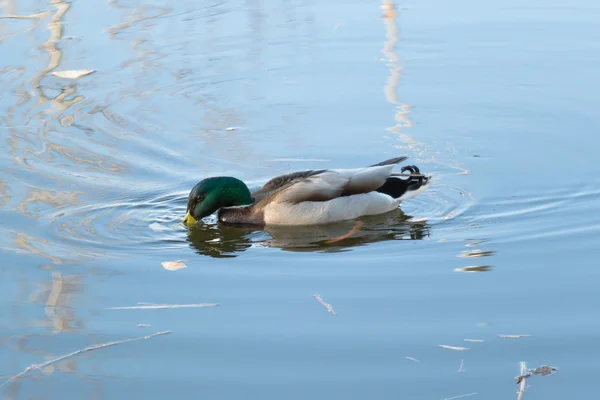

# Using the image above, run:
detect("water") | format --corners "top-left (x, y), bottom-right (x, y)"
top-left (1, 0), bottom-right (599, 398)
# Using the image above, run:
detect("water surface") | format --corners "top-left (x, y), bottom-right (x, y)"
top-left (1, 0), bottom-right (600, 399)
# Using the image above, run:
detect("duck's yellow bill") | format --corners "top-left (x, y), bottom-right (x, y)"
top-left (182, 211), bottom-right (197, 227)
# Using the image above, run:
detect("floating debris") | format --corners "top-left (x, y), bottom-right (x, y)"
top-left (531, 365), bottom-right (558, 376)
top-left (405, 356), bottom-right (420, 363)
top-left (106, 303), bottom-right (218, 310)
top-left (136, 324), bottom-right (152, 328)
top-left (454, 266), bottom-right (492, 273)
top-left (458, 359), bottom-right (465, 372)
top-left (458, 249), bottom-right (495, 258)
top-left (313, 294), bottom-right (336, 316)
top-left (516, 365), bottom-right (558, 384)
top-left (464, 339), bottom-right (484, 343)
top-left (52, 69), bottom-right (96, 79)
top-left (161, 260), bottom-right (187, 271)
top-left (499, 334), bottom-right (531, 339)
top-left (439, 345), bottom-right (469, 351)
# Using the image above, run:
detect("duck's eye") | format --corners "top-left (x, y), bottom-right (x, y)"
top-left (196, 194), bottom-right (205, 202)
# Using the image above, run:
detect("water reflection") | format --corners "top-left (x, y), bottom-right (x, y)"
top-left (381, 0), bottom-right (416, 148)
top-left (186, 209), bottom-right (430, 257)
top-left (3, 267), bottom-right (88, 398)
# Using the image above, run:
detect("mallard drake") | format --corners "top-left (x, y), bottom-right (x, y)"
top-left (182, 156), bottom-right (431, 226)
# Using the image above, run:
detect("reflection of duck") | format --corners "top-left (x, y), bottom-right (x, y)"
top-left (183, 156), bottom-right (431, 226)
top-left (186, 209), bottom-right (430, 258)
top-left (186, 224), bottom-right (257, 258)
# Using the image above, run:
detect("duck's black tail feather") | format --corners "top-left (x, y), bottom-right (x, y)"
top-left (376, 165), bottom-right (430, 199)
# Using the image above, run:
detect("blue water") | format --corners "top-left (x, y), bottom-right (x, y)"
top-left (2, 0), bottom-right (600, 399)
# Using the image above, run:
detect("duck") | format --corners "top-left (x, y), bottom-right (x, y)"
top-left (182, 156), bottom-right (431, 227)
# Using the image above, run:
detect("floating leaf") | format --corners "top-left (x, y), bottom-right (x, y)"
top-left (439, 345), bottom-right (469, 351)
top-left (52, 69), bottom-right (96, 79)
top-left (161, 260), bottom-right (187, 271)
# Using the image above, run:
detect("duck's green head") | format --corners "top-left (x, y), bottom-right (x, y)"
top-left (183, 177), bottom-right (253, 226)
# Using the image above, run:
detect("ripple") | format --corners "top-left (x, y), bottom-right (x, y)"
top-left (458, 183), bottom-right (600, 245)
top-left (47, 188), bottom-right (190, 256)
top-left (399, 178), bottom-right (475, 226)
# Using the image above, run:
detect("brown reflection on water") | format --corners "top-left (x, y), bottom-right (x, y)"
top-left (0, 179), bottom-right (9, 207)
top-left (15, 188), bottom-right (80, 219)
top-left (3, 266), bottom-right (90, 398)
top-left (30, 0), bottom-right (69, 91)
top-left (0, 10), bottom-right (50, 42)
top-left (455, 238), bottom-right (496, 272)
top-left (29, 271), bottom-right (84, 333)
top-left (12, 231), bottom-right (101, 265)
top-left (458, 249), bottom-right (496, 258)
top-left (380, 1), bottom-right (472, 178)
top-left (1, 3), bottom-right (111, 397)
top-left (381, 0), bottom-right (416, 148)
top-left (107, 0), bottom-right (171, 73)
top-left (0, 274), bottom-right (102, 399)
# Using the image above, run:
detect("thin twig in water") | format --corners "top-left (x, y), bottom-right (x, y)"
top-left (313, 294), bottom-right (336, 315)
top-left (439, 345), bottom-right (469, 351)
top-left (106, 303), bottom-right (218, 310)
top-left (405, 356), bottom-right (420, 363)
top-left (0, 331), bottom-right (170, 391)
top-left (517, 361), bottom-right (527, 400)
top-left (443, 392), bottom-right (477, 400)
top-left (499, 334), bottom-right (531, 339)
top-left (458, 359), bottom-right (465, 372)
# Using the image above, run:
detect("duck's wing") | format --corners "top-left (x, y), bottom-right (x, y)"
top-left (251, 169), bottom-right (328, 203)
top-left (255, 156), bottom-right (408, 205)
